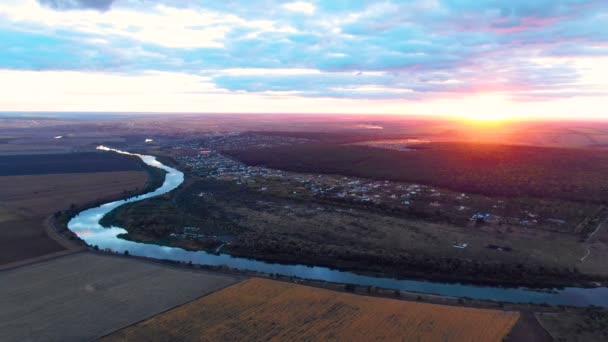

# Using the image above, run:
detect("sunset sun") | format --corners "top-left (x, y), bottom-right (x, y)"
top-left (2, 0), bottom-right (608, 339)
top-left (461, 113), bottom-right (508, 122)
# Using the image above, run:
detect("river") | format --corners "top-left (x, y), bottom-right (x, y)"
top-left (67, 146), bottom-right (608, 307)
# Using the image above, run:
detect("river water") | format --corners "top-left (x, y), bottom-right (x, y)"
top-left (67, 146), bottom-right (608, 307)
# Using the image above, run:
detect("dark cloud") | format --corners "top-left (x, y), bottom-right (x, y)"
top-left (38, 0), bottom-right (115, 11)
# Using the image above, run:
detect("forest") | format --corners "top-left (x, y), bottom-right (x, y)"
top-left (227, 142), bottom-right (608, 203)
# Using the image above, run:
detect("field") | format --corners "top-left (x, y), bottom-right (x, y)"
top-left (0, 207), bottom-right (19, 223)
top-left (0, 170), bottom-right (147, 265)
top-left (0, 253), bottom-right (242, 342)
top-left (537, 310), bottom-right (608, 341)
top-left (0, 152), bottom-right (143, 176)
top-left (227, 142), bottom-right (608, 203)
top-left (105, 277), bottom-right (520, 341)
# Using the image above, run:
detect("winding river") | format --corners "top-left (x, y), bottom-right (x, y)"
top-left (68, 146), bottom-right (608, 307)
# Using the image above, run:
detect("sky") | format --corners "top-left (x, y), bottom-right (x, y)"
top-left (0, 0), bottom-right (607, 120)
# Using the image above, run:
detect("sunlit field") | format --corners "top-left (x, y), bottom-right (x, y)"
top-left (105, 278), bottom-right (520, 341)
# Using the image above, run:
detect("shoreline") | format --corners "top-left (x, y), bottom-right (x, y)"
top-left (108, 230), bottom-right (604, 290)
top-left (63, 147), bottom-right (608, 308)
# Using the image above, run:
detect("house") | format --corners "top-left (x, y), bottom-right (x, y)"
top-left (183, 227), bottom-right (206, 240)
top-left (471, 213), bottom-right (491, 222)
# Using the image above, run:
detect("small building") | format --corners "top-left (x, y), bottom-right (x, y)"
top-left (471, 213), bottom-right (491, 222)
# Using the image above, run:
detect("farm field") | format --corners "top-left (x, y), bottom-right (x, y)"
top-left (0, 207), bottom-right (19, 223)
top-left (0, 170), bottom-right (147, 265)
top-left (537, 310), bottom-right (608, 341)
top-left (0, 253), bottom-right (242, 342)
top-left (0, 152), bottom-right (143, 176)
top-left (105, 277), bottom-right (520, 341)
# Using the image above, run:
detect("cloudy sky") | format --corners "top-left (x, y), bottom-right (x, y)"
top-left (0, 0), bottom-right (607, 119)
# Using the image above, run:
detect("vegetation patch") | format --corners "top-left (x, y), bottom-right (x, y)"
top-left (102, 177), bottom-right (602, 287)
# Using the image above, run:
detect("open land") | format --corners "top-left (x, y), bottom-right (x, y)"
top-left (537, 310), bottom-right (608, 341)
top-left (105, 277), bottom-right (520, 342)
top-left (103, 132), bottom-right (608, 286)
top-left (0, 152), bottom-right (144, 176)
top-left (104, 176), bottom-right (596, 287)
top-left (0, 253), bottom-right (242, 342)
top-left (0, 150), bottom-right (149, 266)
top-left (2, 114), bottom-right (608, 339)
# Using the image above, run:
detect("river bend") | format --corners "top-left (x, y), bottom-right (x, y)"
top-left (67, 146), bottom-right (608, 307)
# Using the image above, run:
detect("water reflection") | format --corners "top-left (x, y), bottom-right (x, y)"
top-left (67, 146), bottom-right (608, 307)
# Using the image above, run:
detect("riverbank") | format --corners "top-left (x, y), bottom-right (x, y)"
top-left (77, 247), bottom-right (608, 321)
top-left (65, 147), bottom-right (608, 308)
top-left (51, 153), bottom-right (167, 249)
top-left (108, 227), bottom-right (606, 289)
top-left (0, 149), bottom-right (154, 267)
top-left (101, 175), bottom-right (607, 290)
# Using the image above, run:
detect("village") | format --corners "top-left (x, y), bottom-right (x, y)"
top-left (170, 136), bottom-right (583, 237)
top-left (182, 132), bottom-right (312, 151)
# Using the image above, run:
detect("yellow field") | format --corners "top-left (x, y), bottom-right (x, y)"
top-left (106, 278), bottom-right (520, 341)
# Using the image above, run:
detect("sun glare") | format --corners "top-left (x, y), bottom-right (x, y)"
top-left (460, 113), bottom-right (508, 122)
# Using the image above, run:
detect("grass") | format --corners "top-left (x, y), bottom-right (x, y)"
top-left (105, 177), bottom-right (597, 286)
top-left (105, 278), bottom-right (520, 342)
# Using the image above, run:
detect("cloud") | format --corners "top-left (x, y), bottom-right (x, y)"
top-left (0, 0), bottom-right (607, 113)
top-left (38, 0), bottom-right (115, 11)
top-left (283, 2), bottom-right (315, 14)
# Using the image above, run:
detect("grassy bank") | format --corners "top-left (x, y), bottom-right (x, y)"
top-left (99, 177), bottom-right (606, 288)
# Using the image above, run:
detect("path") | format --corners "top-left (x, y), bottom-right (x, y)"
top-left (580, 216), bottom-right (608, 263)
